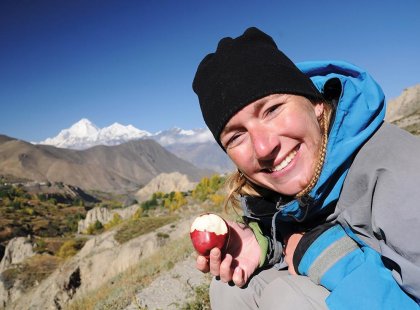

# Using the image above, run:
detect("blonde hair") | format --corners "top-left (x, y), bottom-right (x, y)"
top-left (223, 100), bottom-right (333, 211)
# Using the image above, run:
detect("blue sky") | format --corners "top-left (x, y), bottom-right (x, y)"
top-left (1, 0), bottom-right (419, 142)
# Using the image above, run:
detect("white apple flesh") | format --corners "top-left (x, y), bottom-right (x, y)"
top-left (190, 213), bottom-right (229, 257)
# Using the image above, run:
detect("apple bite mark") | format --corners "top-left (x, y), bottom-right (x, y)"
top-left (190, 213), bottom-right (229, 257)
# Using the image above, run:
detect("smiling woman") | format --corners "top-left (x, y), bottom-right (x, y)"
top-left (191, 27), bottom-right (420, 309)
top-left (220, 94), bottom-right (326, 196)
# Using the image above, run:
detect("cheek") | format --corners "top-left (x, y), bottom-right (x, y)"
top-left (227, 147), bottom-right (252, 171)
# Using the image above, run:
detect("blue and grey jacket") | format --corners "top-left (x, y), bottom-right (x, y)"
top-left (241, 61), bottom-right (420, 308)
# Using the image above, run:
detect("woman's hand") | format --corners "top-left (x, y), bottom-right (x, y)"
top-left (195, 221), bottom-right (261, 287)
top-left (283, 232), bottom-right (304, 275)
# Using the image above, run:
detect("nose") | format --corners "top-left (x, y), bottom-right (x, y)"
top-left (250, 126), bottom-right (278, 161)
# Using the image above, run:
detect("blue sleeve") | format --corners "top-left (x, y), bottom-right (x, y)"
top-left (294, 224), bottom-right (419, 309)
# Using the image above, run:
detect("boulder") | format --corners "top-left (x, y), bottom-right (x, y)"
top-left (0, 236), bottom-right (34, 273)
top-left (0, 236), bottom-right (35, 307)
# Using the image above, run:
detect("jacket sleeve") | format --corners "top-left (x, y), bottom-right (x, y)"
top-left (245, 219), bottom-right (286, 268)
top-left (334, 123), bottom-right (420, 303)
top-left (293, 223), bottom-right (419, 309)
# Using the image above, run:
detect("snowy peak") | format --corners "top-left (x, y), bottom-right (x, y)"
top-left (69, 118), bottom-right (100, 137)
top-left (39, 119), bottom-right (152, 149)
top-left (40, 119), bottom-right (100, 148)
top-left (98, 122), bottom-right (151, 141)
top-left (38, 119), bottom-right (213, 149)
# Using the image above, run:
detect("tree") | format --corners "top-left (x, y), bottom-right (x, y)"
top-left (192, 175), bottom-right (225, 202)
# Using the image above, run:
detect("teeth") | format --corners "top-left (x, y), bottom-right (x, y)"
top-left (271, 150), bottom-right (297, 172)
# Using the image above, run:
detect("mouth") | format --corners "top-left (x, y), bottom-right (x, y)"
top-left (262, 145), bottom-right (299, 173)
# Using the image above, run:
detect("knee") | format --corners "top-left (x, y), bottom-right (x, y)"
top-left (210, 277), bottom-right (258, 310)
top-left (259, 275), bottom-right (329, 310)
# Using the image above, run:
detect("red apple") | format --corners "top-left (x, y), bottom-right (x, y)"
top-left (190, 213), bottom-right (229, 257)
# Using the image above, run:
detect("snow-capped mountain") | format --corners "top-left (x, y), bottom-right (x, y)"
top-left (37, 118), bottom-right (233, 173)
top-left (39, 119), bottom-right (152, 149)
top-left (38, 118), bottom-right (213, 150)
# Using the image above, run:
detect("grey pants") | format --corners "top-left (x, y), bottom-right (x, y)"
top-left (210, 268), bottom-right (329, 309)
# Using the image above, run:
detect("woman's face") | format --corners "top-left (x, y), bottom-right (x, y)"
top-left (220, 94), bottom-right (324, 196)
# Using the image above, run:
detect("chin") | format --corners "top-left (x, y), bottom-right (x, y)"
top-left (266, 180), bottom-right (308, 197)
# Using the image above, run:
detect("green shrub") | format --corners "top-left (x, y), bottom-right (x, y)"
top-left (37, 193), bottom-right (47, 201)
top-left (85, 220), bottom-right (104, 235)
top-left (156, 232), bottom-right (169, 239)
top-left (132, 207), bottom-right (144, 220)
top-left (56, 240), bottom-right (77, 258)
top-left (192, 175), bottom-right (225, 202)
top-left (24, 207), bottom-right (35, 215)
top-left (34, 238), bottom-right (48, 254)
top-left (209, 194), bottom-right (225, 207)
top-left (65, 213), bottom-right (85, 233)
top-left (140, 197), bottom-right (159, 210)
top-left (104, 213), bottom-right (122, 230)
top-left (57, 239), bottom-right (86, 258)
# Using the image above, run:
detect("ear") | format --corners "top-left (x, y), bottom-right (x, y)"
top-left (314, 102), bottom-right (324, 119)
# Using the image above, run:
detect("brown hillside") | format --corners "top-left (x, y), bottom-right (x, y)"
top-left (0, 137), bottom-right (211, 192)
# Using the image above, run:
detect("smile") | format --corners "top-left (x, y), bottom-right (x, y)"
top-left (269, 147), bottom-right (298, 172)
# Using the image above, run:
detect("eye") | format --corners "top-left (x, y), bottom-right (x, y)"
top-left (263, 104), bottom-right (281, 118)
top-left (224, 132), bottom-right (245, 149)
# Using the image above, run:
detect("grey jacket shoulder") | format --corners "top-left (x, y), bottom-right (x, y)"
top-left (333, 122), bottom-right (420, 300)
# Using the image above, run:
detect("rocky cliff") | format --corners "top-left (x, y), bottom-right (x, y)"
top-left (386, 84), bottom-right (420, 135)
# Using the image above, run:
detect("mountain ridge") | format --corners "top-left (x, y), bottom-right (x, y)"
top-left (37, 119), bottom-right (213, 150)
top-left (35, 119), bottom-right (233, 173)
top-left (0, 135), bottom-right (212, 193)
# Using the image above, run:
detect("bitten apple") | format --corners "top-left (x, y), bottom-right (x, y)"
top-left (190, 213), bottom-right (229, 257)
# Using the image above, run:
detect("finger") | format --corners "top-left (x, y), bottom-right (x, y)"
top-left (209, 248), bottom-right (222, 276)
top-left (196, 255), bottom-right (209, 273)
top-left (232, 266), bottom-right (246, 287)
top-left (288, 265), bottom-right (297, 275)
top-left (219, 253), bottom-right (234, 283)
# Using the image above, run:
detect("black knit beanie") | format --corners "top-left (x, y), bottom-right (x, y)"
top-left (192, 27), bottom-right (322, 148)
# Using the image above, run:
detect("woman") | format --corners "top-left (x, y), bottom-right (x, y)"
top-left (192, 27), bottom-right (420, 309)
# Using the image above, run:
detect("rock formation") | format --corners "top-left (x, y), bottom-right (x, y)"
top-left (135, 172), bottom-right (196, 202)
top-left (77, 205), bottom-right (139, 234)
top-left (0, 236), bottom-right (34, 273)
top-left (0, 236), bottom-right (35, 307)
top-left (386, 84), bottom-right (420, 135)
